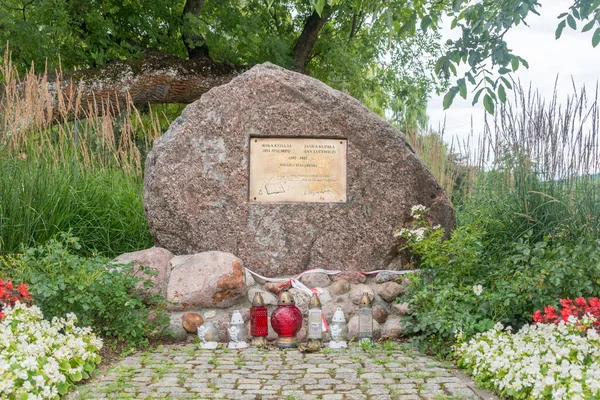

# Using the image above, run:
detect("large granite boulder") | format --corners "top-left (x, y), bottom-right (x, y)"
top-left (166, 251), bottom-right (245, 310)
top-left (144, 63), bottom-right (455, 276)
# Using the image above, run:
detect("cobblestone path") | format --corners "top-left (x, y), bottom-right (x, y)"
top-left (68, 343), bottom-right (499, 400)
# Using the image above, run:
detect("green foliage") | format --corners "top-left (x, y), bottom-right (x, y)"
top-left (0, 56), bottom-right (163, 257)
top-left (2, 0), bottom-right (598, 117)
top-left (0, 0), bottom-right (187, 71)
top-left (0, 0), bottom-right (446, 131)
top-left (401, 81), bottom-right (600, 353)
top-left (399, 215), bottom-right (600, 354)
top-left (0, 155), bottom-right (152, 257)
top-left (432, 0), bottom-right (600, 113)
top-left (0, 234), bottom-right (170, 346)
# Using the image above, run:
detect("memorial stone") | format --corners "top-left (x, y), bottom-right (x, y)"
top-left (144, 62), bottom-right (454, 276)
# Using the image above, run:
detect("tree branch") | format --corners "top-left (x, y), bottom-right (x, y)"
top-left (33, 51), bottom-right (247, 122)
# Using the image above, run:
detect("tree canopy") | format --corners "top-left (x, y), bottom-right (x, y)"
top-left (1, 0), bottom-right (599, 124)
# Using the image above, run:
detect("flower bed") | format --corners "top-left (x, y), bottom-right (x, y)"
top-left (0, 302), bottom-right (103, 398)
top-left (455, 318), bottom-right (600, 399)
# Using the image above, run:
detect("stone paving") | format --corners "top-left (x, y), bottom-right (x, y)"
top-left (68, 343), bottom-right (500, 400)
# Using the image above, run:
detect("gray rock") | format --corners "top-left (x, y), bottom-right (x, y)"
top-left (378, 281), bottom-right (404, 303)
top-left (168, 312), bottom-right (189, 340)
top-left (391, 302), bottom-right (410, 316)
top-left (328, 293), bottom-right (359, 319)
top-left (166, 251), bottom-right (245, 310)
top-left (382, 317), bottom-right (404, 338)
top-left (373, 271), bottom-right (400, 284)
top-left (245, 269), bottom-right (256, 286)
top-left (322, 302), bottom-right (339, 321)
top-left (247, 288), bottom-right (278, 306)
top-left (372, 304), bottom-right (388, 324)
top-left (329, 279), bottom-right (351, 295)
top-left (289, 288), bottom-right (311, 315)
top-left (347, 315), bottom-right (381, 340)
top-left (143, 63), bottom-right (455, 276)
top-left (349, 284), bottom-right (375, 305)
top-left (113, 247), bottom-right (173, 297)
top-left (332, 271), bottom-right (366, 284)
top-left (297, 325), bottom-right (308, 342)
top-left (211, 313), bottom-right (231, 342)
top-left (299, 272), bottom-right (331, 288)
top-left (315, 288), bottom-right (332, 304)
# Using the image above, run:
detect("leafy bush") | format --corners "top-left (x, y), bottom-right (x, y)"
top-left (455, 320), bottom-right (600, 399)
top-left (0, 233), bottom-right (169, 346)
top-left (0, 302), bottom-right (102, 399)
top-left (397, 207), bottom-right (600, 354)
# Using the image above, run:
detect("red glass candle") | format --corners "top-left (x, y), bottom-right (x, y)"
top-left (250, 293), bottom-right (268, 338)
top-left (271, 289), bottom-right (302, 348)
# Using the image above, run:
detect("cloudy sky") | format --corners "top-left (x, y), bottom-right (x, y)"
top-left (427, 2), bottom-right (600, 148)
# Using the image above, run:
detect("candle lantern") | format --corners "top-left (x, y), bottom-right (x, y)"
top-left (228, 310), bottom-right (249, 349)
top-left (250, 292), bottom-right (269, 347)
top-left (358, 292), bottom-right (373, 345)
top-left (307, 293), bottom-right (323, 349)
top-left (328, 308), bottom-right (348, 349)
top-left (197, 321), bottom-right (219, 349)
top-left (271, 289), bottom-right (303, 348)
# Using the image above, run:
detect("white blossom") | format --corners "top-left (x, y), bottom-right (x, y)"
top-left (1, 302), bottom-right (102, 398)
top-left (410, 204), bottom-right (427, 219)
top-left (455, 317), bottom-right (600, 399)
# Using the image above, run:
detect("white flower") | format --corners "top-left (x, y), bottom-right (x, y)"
top-left (410, 204), bottom-right (427, 219)
top-left (413, 227), bottom-right (426, 242)
top-left (0, 302), bottom-right (102, 399)
top-left (473, 285), bottom-right (483, 296)
top-left (455, 318), bottom-right (600, 399)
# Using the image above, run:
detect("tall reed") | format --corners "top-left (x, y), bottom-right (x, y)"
top-left (410, 81), bottom-right (599, 245)
top-left (0, 51), bottom-right (164, 256)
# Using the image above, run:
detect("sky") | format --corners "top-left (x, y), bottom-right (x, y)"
top-left (427, 2), bottom-right (600, 150)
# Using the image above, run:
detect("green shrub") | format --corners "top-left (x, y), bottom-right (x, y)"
top-left (0, 233), bottom-right (169, 346)
top-left (397, 208), bottom-right (600, 355)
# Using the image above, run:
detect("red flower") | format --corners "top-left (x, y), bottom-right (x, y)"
top-left (589, 297), bottom-right (600, 308)
top-left (0, 311), bottom-right (4, 319)
top-left (560, 299), bottom-right (573, 308)
top-left (544, 305), bottom-right (556, 315)
top-left (560, 307), bottom-right (572, 321)
top-left (533, 310), bottom-right (543, 322)
top-left (575, 297), bottom-right (587, 307)
top-left (16, 284), bottom-right (30, 298)
top-left (5, 281), bottom-right (12, 290)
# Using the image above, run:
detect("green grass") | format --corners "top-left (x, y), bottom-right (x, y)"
top-left (0, 157), bottom-right (152, 257)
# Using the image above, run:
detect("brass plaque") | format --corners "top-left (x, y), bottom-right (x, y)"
top-left (249, 138), bottom-right (347, 203)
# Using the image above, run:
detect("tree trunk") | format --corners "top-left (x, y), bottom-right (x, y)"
top-left (182, 0), bottom-right (209, 59)
top-left (43, 51), bottom-right (247, 121)
top-left (292, 8), bottom-right (333, 73)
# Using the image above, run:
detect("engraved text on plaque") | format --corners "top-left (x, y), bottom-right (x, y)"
top-left (249, 138), bottom-right (347, 203)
